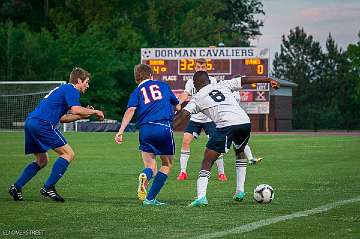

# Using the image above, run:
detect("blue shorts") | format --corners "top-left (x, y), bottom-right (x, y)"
top-left (206, 123), bottom-right (251, 153)
top-left (24, 117), bottom-right (67, 154)
top-left (184, 121), bottom-right (216, 138)
top-left (139, 122), bottom-right (175, 155)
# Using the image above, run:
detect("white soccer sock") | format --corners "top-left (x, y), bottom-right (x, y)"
top-left (244, 145), bottom-right (253, 160)
top-left (215, 154), bottom-right (225, 174)
top-left (235, 159), bottom-right (247, 193)
top-left (197, 170), bottom-right (210, 199)
top-left (179, 150), bottom-right (190, 172)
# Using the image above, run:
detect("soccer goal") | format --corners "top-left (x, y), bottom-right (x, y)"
top-left (0, 81), bottom-right (69, 132)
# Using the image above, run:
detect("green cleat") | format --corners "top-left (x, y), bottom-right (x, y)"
top-left (187, 196), bottom-right (208, 207)
top-left (233, 191), bottom-right (245, 201)
top-left (143, 198), bottom-right (166, 206)
top-left (248, 157), bottom-right (263, 165)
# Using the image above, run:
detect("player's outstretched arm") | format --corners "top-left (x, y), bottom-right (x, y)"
top-left (115, 107), bottom-right (136, 144)
top-left (173, 109), bottom-right (191, 130)
top-left (241, 76), bottom-right (280, 89)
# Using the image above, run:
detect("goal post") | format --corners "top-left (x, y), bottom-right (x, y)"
top-left (0, 81), bottom-right (67, 132)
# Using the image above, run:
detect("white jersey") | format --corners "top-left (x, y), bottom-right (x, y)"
top-left (184, 78), bottom-right (250, 128)
top-left (184, 76), bottom-right (217, 123)
top-left (232, 90), bottom-right (241, 104)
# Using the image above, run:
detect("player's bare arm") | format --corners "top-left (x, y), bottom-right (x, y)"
top-left (115, 107), bottom-right (136, 144)
top-left (59, 114), bottom-right (82, 123)
top-left (60, 106), bottom-right (98, 123)
top-left (240, 76), bottom-right (280, 89)
top-left (71, 105), bottom-right (104, 120)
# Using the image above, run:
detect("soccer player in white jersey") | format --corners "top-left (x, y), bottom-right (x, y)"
top-left (176, 58), bottom-right (228, 181)
top-left (174, 71), bottom-right (279, 206)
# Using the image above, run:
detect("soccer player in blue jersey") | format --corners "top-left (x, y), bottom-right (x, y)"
top-left (115, 64), bottom-right (179, 206)
top-left (8, 67), bottom-right (104, 202)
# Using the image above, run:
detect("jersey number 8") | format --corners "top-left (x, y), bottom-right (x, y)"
top-left (209, 90), bottom-right (225, 102)
top-left (140, 85), bottom-right (163, 104)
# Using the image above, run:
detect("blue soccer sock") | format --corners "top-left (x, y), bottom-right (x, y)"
top-left (44, 157), bottom-right (70, 189)
top-left (142, 167), bottom-right (153, 181)
top-left (146, 171), bottom-right (168, 200)
top-left (15, 162), bottom-right (41, 189)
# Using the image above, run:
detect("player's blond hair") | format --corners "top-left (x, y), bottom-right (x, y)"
top-left (134, 64), bottom-right (153, 84)
top-left (69, 67), bottom-right (91, 84)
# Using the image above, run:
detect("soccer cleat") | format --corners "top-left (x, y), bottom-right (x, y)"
top-left (218, 173), bottom-right (228, 181)
top-left (248, 157), bottom-right (263, 165)
top-left (137, 173), bottom-right (148, 201)
top-left (143, 198), bottom-right (166, 206)
top-left (177, 171), bottom-right (188, 181)
top-left (187, 196), bottom-right (208, 207)
top-left (40, 186), bottom-right (65, 202)
top-left (8, 185), bottom-right (23, 201)
top-left (233, 191), bottom-right (245, 201)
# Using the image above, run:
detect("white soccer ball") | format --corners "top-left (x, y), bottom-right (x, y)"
top-left (253, 184), bottom-right (274, 203)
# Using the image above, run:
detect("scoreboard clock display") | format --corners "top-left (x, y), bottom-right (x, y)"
top-left (141, 47), bottom-right (270, 114)
top-left (178, 59), bottom-right (231, 74)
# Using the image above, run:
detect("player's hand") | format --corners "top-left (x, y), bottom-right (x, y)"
top-left (175, 104), bottom-right (182, 112)
top-left (95, 110), bottom-right (105, 121)
top-left (270, 80), bottom-right (280, 90)
top-left (114, 132), bottom-right (123, 144)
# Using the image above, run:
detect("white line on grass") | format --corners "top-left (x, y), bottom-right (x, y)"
top-left (191, 196), bottom-right (360, 239)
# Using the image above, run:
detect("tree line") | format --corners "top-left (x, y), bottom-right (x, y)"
top-left (0, 0), bottom-right (264, 120)
top-left (274, 27), bottom-right (360, 130)
top-left (0, 0), bottom-right (359, 129)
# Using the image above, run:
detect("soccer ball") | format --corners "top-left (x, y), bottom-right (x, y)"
top-left (253, 184), bottom-right (274, 203)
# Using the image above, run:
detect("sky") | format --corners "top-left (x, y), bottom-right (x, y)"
top-left (251, 0), bottom-right (360, 61)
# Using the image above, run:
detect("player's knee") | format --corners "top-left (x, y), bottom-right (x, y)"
top-left (68, 151), bottom-right (75, 161)
top-left (182, 140), bottom-right (191, 150)
top-left (235, 149), bottom-right (245, 159)
top-left (182, 134), bottom-right (193, 150)
top-left (162, 160), bottom-right (172, 168)
top-left (36, 159), bottom-right (48, 168)
top-left (201, 159), bottom-right (212, 171)
top-left (63, 149), bottom-right (75, 161)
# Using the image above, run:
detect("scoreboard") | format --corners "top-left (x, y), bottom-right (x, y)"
top-left (141, 47), bottom-right (270, 114)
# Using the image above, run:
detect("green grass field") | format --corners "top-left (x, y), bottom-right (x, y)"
top-left (0, 132), bottom-right (359, 239)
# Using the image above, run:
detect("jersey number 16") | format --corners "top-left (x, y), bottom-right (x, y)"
top-left (140, 85), bottom-right (163, 104)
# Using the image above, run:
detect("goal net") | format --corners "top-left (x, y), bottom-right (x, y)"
top-left (0, 81), bottom-right (68, 131)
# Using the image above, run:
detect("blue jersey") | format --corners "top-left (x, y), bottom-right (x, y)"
top-left (28, 84), bottom-right (81, 125)
top-left (127, 79), bottom-right (179, 126)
